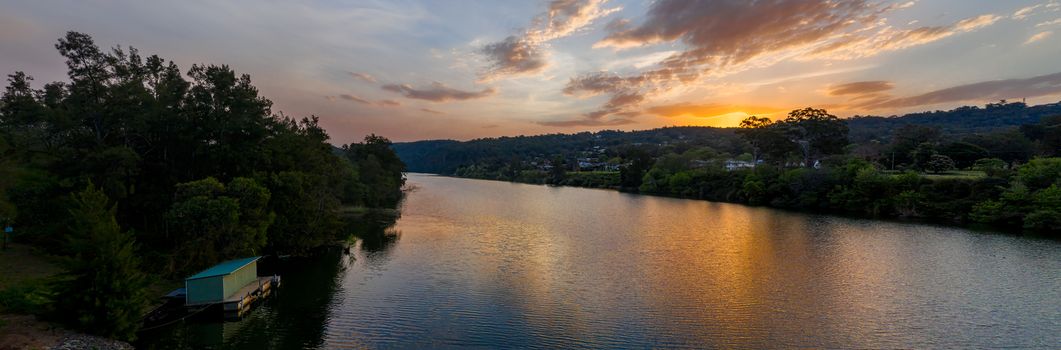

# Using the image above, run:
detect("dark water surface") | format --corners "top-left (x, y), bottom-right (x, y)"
top-left (142, 173), bottom-right (1061, 349)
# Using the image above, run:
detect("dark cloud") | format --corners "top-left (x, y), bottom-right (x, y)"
top-left (859, 72), bottom-right (1061, 109)
top-left (419, 108), bottom-right (445, 115)
top-left (480, 36), bottom-right (548, 80)
top-left (828, 81), bottom-right (894, 96)
top-left (567, 0), bottom-right (883, 126)
top-left (537, 117), bottom-right (635, 127)
top-left (479, 0), bottom-right (618, 81)
top-left (597, 0), bottom-right (876, 64)
top-left (382, 82), bottom-right (496, 102)
top-left (562, 71), bottom-right (628, 95)
top-left (566, 1), bottom-right (1000, 126)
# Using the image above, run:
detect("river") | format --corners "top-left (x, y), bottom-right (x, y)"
top-left (140, 173), bottom-right (1061, 349)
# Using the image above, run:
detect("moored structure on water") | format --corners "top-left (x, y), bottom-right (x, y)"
top-left (184, 256), bottom-right (279, 318)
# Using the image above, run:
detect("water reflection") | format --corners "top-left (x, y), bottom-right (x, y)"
top-left (143, 174), bottom-right (1061, 349)
top-left (139, 211), bottom-right (399, 349)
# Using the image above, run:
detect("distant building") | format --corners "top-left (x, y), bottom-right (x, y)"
top-left (725, 159), bottom-right (756, 171)
top-left (690, 160), bottom-right (713, 169)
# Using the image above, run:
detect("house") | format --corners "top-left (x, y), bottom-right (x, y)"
top-left (725, 159), bottom-right (757, 171)
top-left (185, 256), bottom-right (262, 306)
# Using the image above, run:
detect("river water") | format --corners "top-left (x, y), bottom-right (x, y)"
top-left (141, 173), bottom-right (1061, 349)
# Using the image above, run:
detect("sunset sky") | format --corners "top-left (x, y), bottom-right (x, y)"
top-left (2, 0), bottom-right (1060, 142)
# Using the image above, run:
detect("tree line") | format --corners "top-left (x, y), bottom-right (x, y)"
top-left (0, 32), bottom-right (405, 340)
top-left (398, 106), bottom-right (1060, 234)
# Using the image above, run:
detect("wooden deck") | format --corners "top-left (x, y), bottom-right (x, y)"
top-left (221, 276), bottom-right (278, 318)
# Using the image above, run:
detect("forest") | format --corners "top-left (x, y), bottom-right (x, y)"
top-left (394, 105), bottom-right (1061, 233)
top-left (0, 32), bottom-right (405, 341)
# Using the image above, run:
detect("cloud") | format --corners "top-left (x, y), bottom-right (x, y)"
top-left (644, 103), bottom-right (783, 118)
top-left (565, 0), bottom-right (886, 124)
top-left (537, 117), bottom-right (635, 127)
top-left (377, 99), bottom-right (401, 107)
top-left (827, 81), bottom-right (894, 96)
top-left (858, 71), bottom-right (1061, 109)
top-left (479, 0), bottom-right (619, 81)
top-left (381, 82), bottom-right (496, 102)
top-left (595, 0), bottom-right (876, 56)
top-left (562, 71), bottom-right (628, 96)
top-left (807, 14), bottom-right (1000, 60)
top-left (1013, 4), bottom-right (1042, 20)
top-left (1037, 18), bottom-right (1061, 27)
top-left (419, 108), bottom-right (445, 115)
top-left (1025, 31), bottom-right (1053, 44)
top-left (339, 94), bottom-right (371, 104)
top-left (480, 36), bottom-right (548, 79)
top-left (348, 72), bottom-right (377, 83)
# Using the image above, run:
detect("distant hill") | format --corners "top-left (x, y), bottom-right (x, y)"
top-left (847, 101), bottom-right (1061, 142)
top-left (394, 101), bottom-right (1061, 174)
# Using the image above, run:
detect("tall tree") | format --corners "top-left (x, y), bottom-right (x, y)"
top-left (781, 108), bottom-right (849, 166)
top-left (54, 184), bottom-right (149, 341)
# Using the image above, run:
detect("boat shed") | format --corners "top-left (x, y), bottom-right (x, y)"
top-left (185, 256), bottom-right (261, 306)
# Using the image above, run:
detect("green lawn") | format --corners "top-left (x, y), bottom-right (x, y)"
top-left (919, 170), bottom-right (987, 180)
top-left (882, 170), bottom-right (987, 180)
top-left (0, 244), bottom-right (60, 291)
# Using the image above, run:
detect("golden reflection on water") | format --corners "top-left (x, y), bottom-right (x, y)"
top-left (327, 174), bottom-right (1061, 348)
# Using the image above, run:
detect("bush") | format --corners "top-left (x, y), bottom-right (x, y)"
top-left (925, 154), bottom-right (956, 173)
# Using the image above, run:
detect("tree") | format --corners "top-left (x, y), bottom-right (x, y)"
top-left (165, 177), bottom-right (273, 275)
top-left (737, 116), bottom-right (793, 165)
top-left (972, 158), bottom-right (1007, 177)
top-left (781, 108), bottom-right (849, 167)
top-left (548, 156), bottom-right (566, 184)
top-left (888, 124), bottom-right (941, 167)
top-left (1020, 115), bottom-right (1061, 156)
top-left (924, 154), bottom-right (956, 174)
top-left (911, 142), bottom-right (938, 171)
top-left (54, 184), bottom-right (149, 341)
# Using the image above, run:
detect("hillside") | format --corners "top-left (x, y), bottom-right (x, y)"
top-left (394, 101), bottom-right (1061, 174)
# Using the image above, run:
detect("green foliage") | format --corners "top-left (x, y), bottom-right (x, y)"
top-left (1024, 185), bottom-right (1061, 230)
top-left (343, 134), bottom-right (407, 207)
top-left (0, 32), bottom-right (408, 340)
top-left (0, 279), bottom-right (54, 314)
top-left (1016, 157), bottom-right (1061, 190)
top-left (54, 184), bottom-right (150, 341)
top-left (925, 154), bottom-right (956, 174)
top-left (164, 177), bottom-right (273, 276)
top-left (972, 158), bottom-right (1007, 177)
top-left (970, 161), bottom-right (1061, 231)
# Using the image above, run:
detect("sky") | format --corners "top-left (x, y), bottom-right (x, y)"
top-left (2, 0), bottom-right (1060, 142)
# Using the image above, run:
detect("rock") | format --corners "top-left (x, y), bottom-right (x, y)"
top-left (50, 334), bottom-right (133, 350)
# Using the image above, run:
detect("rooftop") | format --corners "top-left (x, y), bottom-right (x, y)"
top-left (186, 256), bottom-right (260, 280)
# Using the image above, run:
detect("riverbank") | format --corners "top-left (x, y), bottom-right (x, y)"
top-left (430, 164), bottom-right (1060, 236)
top-left (0, 244), bottom-right (134, 350)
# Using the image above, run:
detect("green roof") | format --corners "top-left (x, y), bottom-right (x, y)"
top-left (186, 256), bottom-right (260, 280)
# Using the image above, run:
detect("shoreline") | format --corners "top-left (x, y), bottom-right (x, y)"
top-left (411, 172), bottom-right (1048, 237)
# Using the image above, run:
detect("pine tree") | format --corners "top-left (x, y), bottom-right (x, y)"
top-left (54, 183), bottom-right (150, 341)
